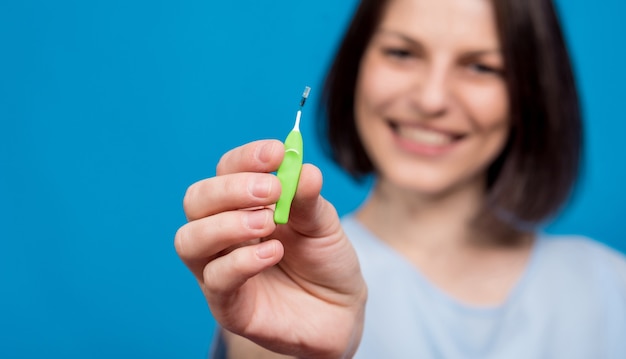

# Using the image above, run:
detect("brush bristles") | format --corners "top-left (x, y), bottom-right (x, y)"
top-left (299, 86), bottom-right (311, 107)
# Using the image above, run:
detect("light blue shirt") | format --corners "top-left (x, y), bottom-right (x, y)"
top-left (342, 216), bottom-right (626, 359)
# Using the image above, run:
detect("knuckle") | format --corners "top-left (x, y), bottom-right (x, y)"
top-left (182, 184), bottom-right (197, 216)
top-left (174, 226), bottom-right (188, 259)
top-left (227, 252), bottom-right (245, 277)
top-left (216, 147), bottom-right (235, 175)
top-left (202, 263), bottom-right (221, 293)
top-left (227, 174), bottom-right (256, 204)
top-left (221, 175), bottom-right (237, 198)
top-left (216, 143), bottom-right (244, 175)
top-left (201, 265), bottom-right (215, 290)
top-left (215, 156), bottom-right (227, 176)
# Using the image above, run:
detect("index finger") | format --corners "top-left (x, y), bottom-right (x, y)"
top-left (216, 140), bottom-right (284, 176)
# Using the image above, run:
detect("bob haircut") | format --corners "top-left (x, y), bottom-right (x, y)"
top-left (319, 0), bottom-right (583, 233)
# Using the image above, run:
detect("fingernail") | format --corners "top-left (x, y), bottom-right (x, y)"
top-left (256, 241), bottom-right (276, 259)
top-left (256, 142), bottom-right (277, 164)
top-left (249, 177), bottom-right (272, 199)
top-left (245, 210), bottom-right (268, 230)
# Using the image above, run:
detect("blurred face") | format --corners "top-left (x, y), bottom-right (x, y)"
top-left (355, 0), bottom-right (509, 196)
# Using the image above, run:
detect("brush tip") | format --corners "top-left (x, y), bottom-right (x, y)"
top-left (299, 86), bottom-right (312, 108)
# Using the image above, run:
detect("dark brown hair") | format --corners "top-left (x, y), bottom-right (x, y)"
top-left (318, 0), bottom-right (583, 231)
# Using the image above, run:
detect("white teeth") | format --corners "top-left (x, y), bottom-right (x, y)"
top-left (397, 126), bottom-right (454, 146)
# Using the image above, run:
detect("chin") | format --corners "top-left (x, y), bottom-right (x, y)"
top-left (384, 173), bottom-right (456, 197)
top-left (378, 165), bottom-right (487, 200)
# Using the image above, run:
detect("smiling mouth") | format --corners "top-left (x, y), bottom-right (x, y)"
top-left (389, 121), bottom-right (466, 147)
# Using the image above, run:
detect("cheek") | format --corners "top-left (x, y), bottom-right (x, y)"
top-left (355, 54), bottom-right (410, 123)
top-left (460, 82), bottom-right (509, 130)
top-left (354, 59), bottom-right (397, 165)
top-left (456, 83), bottom-right (510, 171)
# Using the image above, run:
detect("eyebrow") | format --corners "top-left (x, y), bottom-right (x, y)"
top-left (375, 29), bottom-right (501, 57)
top-left (376, 29), bottom-right (425, 51)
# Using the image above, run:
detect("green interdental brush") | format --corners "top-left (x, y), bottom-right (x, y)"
top-left (274, 86), bottom-right (311, 224)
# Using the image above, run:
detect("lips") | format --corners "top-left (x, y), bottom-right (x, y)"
top-left (389, 121), bottom-right (465, 147)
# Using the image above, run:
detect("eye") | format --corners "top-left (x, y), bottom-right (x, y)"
top-left (382, 47), bottom-right (413, 60)
top-left (467, 63), bottom-right (504, 76)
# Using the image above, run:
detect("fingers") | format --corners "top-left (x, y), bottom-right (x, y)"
top-left (184, 172), bottom-right (281, 221)
top-left (175, 208), bottom-right (277, 278)
top-left (184, 140), bottom-right (284, 221)
top-left (202, 239), bottom-right (284, 299)
top-left (216, 140), bottom-right (284, 176)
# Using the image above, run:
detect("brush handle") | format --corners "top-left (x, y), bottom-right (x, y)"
top-left (274, 130), bottom-right (303, 224)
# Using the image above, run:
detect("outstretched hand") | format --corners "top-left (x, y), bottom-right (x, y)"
top-left (175, 140), bottom-right (367, 358)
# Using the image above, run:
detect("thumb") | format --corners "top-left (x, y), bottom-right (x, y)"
top-left (286, 163), bottom-right (342, 239)
top-left (278, 163), bottom-right (365, 298)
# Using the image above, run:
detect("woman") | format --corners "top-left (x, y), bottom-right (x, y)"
top-left (175, 0), bottom-right (626, 357)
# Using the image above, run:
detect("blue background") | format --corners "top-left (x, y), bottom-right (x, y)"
top-left (1, 0), bottom-right (624, 358)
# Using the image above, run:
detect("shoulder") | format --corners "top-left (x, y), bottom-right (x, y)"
top-left (537, 234), bottom-right (626, 292)
top-left (531, 235), bottom-right (626, 348)
top-left (539, 234), bottom-right (625, 266)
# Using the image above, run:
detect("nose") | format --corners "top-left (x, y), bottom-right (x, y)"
top-left (409, 63), bottom-right (449, 118)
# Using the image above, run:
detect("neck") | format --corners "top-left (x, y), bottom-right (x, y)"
top-left (356, 177), bottom-right (534, 307)
top-left (356, 177), bottom-right (522, 253)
